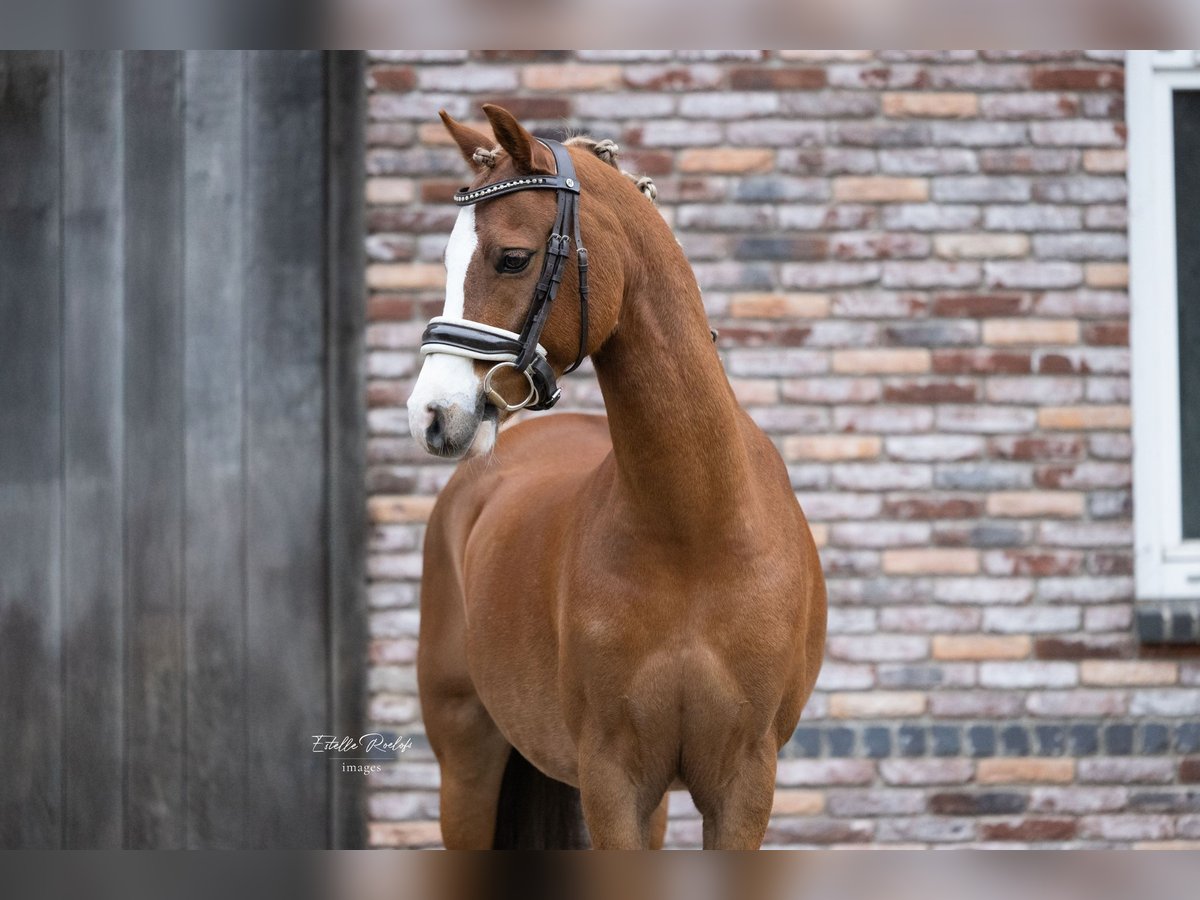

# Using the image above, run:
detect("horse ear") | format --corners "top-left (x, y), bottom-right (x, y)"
top-left (482, 104), bottom-right (554, 174)
top-left (438, 109), bottom-right (495, 172)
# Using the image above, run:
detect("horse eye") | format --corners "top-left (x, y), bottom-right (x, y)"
top-left (499, 251), bottom-right (531, 274)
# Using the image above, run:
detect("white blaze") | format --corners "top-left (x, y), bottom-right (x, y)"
top-left (407, 206), bottom-right (483, 440)
top-left (441, 204), bottom-right (476, 320)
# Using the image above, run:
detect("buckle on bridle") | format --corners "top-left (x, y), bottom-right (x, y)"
top-left (548, 233), bottom-right (570, 257)
top-left (483, 361), bottom-right (540, 412)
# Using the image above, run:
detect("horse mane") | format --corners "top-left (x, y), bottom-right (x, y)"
top-left (565, 135), bottom-right (658, 202)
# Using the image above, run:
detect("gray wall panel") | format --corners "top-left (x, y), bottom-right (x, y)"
top-left (0, 50), bottom-right (366, 848)
top-left (0, 50), bottom-right (64, 850)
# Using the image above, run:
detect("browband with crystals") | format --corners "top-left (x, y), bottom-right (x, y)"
top-left (420, 138), bottom-right (590, 412)
top-left (452, 172), bottom-right (579, 205)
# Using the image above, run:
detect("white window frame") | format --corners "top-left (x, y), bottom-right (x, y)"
top-left (1128, 50), bottom-right (1200, 600)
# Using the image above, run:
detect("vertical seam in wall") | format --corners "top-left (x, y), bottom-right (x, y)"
top-left (178, 49), bottom-right (189, 850)
top-left (58, 49), bottom-right (67, 852)
top-left (239, 49), bottom-right (250, 850)
top-left (323, 50), bottom-right (337, 850)
top-left (119, 49), bottom-right (130, 851)
top-left (115, 50), bottom-right (127, 852)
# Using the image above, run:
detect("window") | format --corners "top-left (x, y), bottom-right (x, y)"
top-left (1128, 51), bottom-right (1200, 602)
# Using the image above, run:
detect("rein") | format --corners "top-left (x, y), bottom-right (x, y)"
top-left (419, 139), bottom-right (589, 412)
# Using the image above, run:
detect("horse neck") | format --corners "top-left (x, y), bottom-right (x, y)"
top-left (590, 195), bottom-right (753, 538)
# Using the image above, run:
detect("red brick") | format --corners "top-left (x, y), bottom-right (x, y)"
top-left (623, 64), bottom-right (725, 91)
top-left (984, 549), bottom-right (1084, 577)
top-left (370, 65), bottom-right (416, 91)
top-left (829, 232), bottom-right (931, 260)
top-left (420, 180), bottom-right (460, 203)
top-left (368, 382), bottom-right (407, 408)
top-left (619, 148), bottom-right (676, 174)
top-left (829, 64), bottom-right (930, 89)
top-left (1035, 463), bottom-right (1131, 490)
top-left (730, 67), bottom-right (827, 90)
top-left (764, 819), bottom-right (873, 845)
top-left (882, 379), bottom-right (978, 403)
top-left (1029, 787), bottom-right (1128, 815)
top-left (1035, 348), bottom-right (1130, 376)
top-left (368, 295), bottom-right (421, 321)
top-left (980, 148), bottom-right (1079, 173)
top-left (368, 207), bottom-right (457, 234)
top-left (1031, 67), bottom-right (1124, 90)
top-left (933, 350), bottom-right (1032, 374)
top-left (884, 495), bottom-right (985, 519)
top-left (1034, 638), bottom-right (1132, 660)
top-left (1083, 322), bottom-right (1129, 346)
top-left (1181, 759), bottom-right (1200, 784)
top-left (932, 293), bottom-right (1028, 317)
top-left (980, 818), bottom-right (1078, 842)
top-left (990, 436), bottom-right (1086, 461)
top-left (716, 325), bottom-right (815, 347)
top-left (478, 95), bottom-right (571, 119)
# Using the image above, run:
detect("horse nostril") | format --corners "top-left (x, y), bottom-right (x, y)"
top-left (425, 402), bottom-right (447, 451)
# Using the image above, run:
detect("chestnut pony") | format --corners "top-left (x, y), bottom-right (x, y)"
top-left (407, 105), bottom-right (826, 849)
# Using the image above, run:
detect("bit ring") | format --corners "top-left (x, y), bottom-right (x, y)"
top-left (483, 362), bottom-right (539, 412)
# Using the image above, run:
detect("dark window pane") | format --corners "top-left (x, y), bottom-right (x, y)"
top-left (1174, 90), bottom-right (1200, 539)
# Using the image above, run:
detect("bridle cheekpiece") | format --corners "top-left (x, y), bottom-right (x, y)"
top-left (420, 139), bottom-right (589, 412)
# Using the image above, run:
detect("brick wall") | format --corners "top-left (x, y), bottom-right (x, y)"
top-left (363, 50), bottom-right (1200, 848)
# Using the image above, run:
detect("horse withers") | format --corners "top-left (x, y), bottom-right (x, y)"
top-left (406, 104), bottom-right (827, 849)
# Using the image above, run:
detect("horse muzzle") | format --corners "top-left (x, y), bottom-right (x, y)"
top-left (406, 353), bottom-right (488, 459)
top-left (419, 400), bottom-right (483, 459)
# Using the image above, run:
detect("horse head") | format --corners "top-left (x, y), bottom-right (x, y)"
top-left (407, 104), bottom-right (638, 459)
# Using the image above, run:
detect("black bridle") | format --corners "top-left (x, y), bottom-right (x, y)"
top-left (419, 139), bottom-right (589, 412)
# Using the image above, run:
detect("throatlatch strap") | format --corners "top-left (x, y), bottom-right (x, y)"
top-left (568, 201), bottom-right (589, 375)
